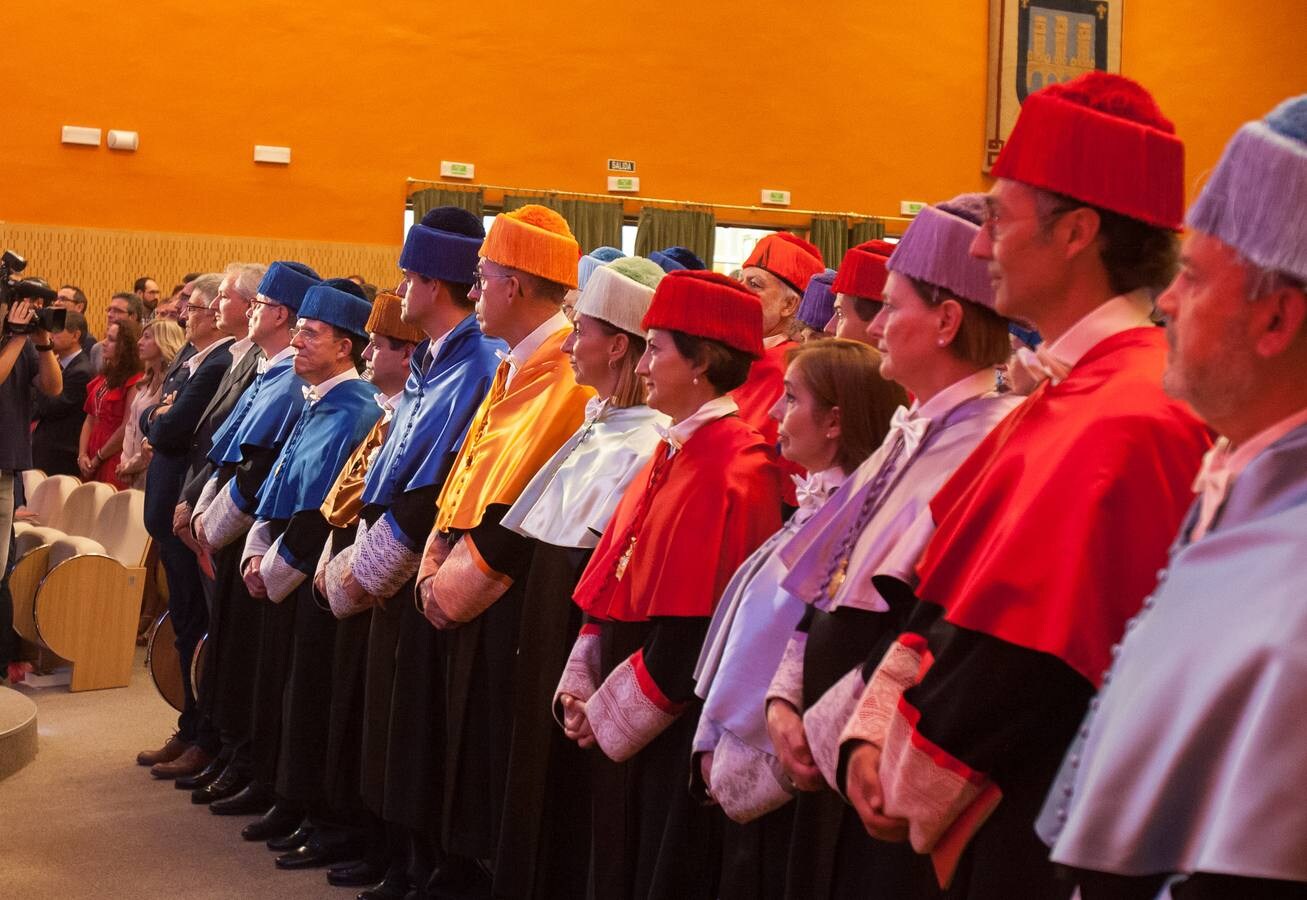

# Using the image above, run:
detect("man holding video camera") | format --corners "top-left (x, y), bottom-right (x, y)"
top-left (0, 294), bottom-right (64, 573)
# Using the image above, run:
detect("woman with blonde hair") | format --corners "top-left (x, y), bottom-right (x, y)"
top-left (117, 318), bottom-right (186, 488)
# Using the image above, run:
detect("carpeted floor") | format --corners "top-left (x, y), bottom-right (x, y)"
top-left (1, 649), bottom-right (340, 899)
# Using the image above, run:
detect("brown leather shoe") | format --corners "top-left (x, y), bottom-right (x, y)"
top-left (136, 732), bottom-right (190, 767)
top-left (150, 744), bottom-right (213, 780)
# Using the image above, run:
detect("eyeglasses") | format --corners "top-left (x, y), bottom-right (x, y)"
top-left (472, 268), bottom-right (515, 291)
top-left (983, 198), bottom-right (1081, 241)
top-left (183, 302), bottom-right (214, 314)
top-left (246, 297), bottom-right (283, 308)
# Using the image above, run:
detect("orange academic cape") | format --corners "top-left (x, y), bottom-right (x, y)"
top-left (433, 327), bottom-right (593, 534)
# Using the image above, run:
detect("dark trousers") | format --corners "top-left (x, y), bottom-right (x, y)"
top-left (144, 454), bottom-right (208, 743)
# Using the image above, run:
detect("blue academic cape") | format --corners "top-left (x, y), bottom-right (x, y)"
top-left (255, 378), bottom-right (383, 521)
top-left (361, 314), bottom-right (504, 548)
top-left (208, 356), bottom-right (306, 466)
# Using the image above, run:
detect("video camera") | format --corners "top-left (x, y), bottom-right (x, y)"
top-left (1, 250), bottom-right (65, 334)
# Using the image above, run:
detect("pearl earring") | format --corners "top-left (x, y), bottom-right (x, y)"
top-left (692, 376), bottom-right (699, 385)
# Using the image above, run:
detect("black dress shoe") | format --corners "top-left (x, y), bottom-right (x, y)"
top-left (267, 821), bottom-right (314, 852)
top-left (190, 763), bottom-right (249, 805)
top-left (276, 835), bottom-right (363, 870)
top-left (175, 754), bottom-right (225, 791)
top-left (328, 860), bottom-right (386, 888)
top-left (424, 856), bottom-right (492, 900)
top-left (210, 782), bottom-right (274, 816)
top-left (358, 871), bottom-right (410, 900)
top-left (241, 804), bottom-right (303, 842)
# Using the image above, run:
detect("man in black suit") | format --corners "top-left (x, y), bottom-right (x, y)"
top-left (134, 269), bottom-right (256, 772)
top-left (54, 287), bottom-right (98, 355)
top-left (31, 311), bottom-right (94, 476)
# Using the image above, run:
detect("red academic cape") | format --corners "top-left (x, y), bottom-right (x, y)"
top-left (731, 338), bottom-right (804, 505)
top-left (868, 327), bottom-right (1210, 888)
top-left (574, 414), bottom-right (783, 623)
top-left (917, 327), bottom-right (1210, 685)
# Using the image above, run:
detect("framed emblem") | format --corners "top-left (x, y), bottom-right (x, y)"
top-left (984, 0), bottom-right (1123, 172)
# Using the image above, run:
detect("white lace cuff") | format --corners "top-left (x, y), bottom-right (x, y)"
top-left (588, 651), bottom-right (682, 763)
top-left (553, 624), bottom-right (603, 728)
top-left (260, 536), bottom-right (307, 604)
top-left (353, 514), bottom-right (420, 598)
top-left (803, 667), bottom-right (866, 798)
top-left (764, 633), bottom-right (807, 713)
top-left (202, 480), bottom-right (254, 550)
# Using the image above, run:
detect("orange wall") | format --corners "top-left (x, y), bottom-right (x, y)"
top-left (3, 1), bottom-right (1303, 246)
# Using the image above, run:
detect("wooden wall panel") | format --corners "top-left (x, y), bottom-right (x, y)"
top-left (0, 222), bottom-right (400, 333)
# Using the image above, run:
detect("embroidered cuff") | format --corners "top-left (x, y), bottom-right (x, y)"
top-left (839, 633), bottom-right (927, 751)
top-left (553, 624), bottom-right (603, 728)
top-left (691, 712), bottom-right (724, 756)
top-left (260, 537), bottom-right (308, 604)
top-left (764, 633), bottom-right (807, 713)
top-left (241, 520), bottom-right (275, 569)
top-left (354, 514), bottom-right (421, 599)
top-left (416, 528), bottom-right (454, 586)
top-left (192, 476), bottom-right (220, 534)
top-left (802, 667), bottom-right (865, 798)
top-left (588, 650), bottom-right (684, 763)
top-left (202, 480), bottom-right (255, 550)
top-left (429, 535), bottom-right (513, 625)
top-left (710, 728), bottom-right (796, 824)
top-left (880, 696), bottom-right (998, 864)
top-left (322, 541), bottom-right (375, 620)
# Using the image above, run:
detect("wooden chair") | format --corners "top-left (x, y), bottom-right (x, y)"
top-left (10, 489), bottom-right (150, 692)
top-left (13, 480), bottom-right (115, 559)
top-left (11, 474), bottom-right (78, 540)
top-left (19, 469), bottom-right (46, 502)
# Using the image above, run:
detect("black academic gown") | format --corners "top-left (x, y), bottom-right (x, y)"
top-left (492, 540), bottom-right (592, 899)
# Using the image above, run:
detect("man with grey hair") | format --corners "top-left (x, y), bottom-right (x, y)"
top-left (135, 274), bottom-right (235, 771)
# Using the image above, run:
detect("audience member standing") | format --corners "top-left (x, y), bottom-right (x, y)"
top-left (79, 318), bottom-right (144, 488)
top-left (32, 310), bottom-right (94, 476)
top-left (117, 319), bottom-right (186, 488)
top-left (55, 285), bottom-right (98, 352)
top-left (91, 292), bottom-right (144, 372)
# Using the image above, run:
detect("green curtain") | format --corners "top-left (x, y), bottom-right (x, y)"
top-left (807, 217), bottom-right (848, 269)
top-left (410, 187), bottom-right (484, 222)
top-left (502, 194), bottom-right (624, 254)
top-left (848, 218), bottom-right (887, 246)
top-left (634, 207), bottom-right (716, 267)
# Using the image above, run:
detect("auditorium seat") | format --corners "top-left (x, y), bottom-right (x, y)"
top-left (13, 480), bottom-right (115, 559)
top-left (11, 473), bottom-right (78, 537)
top-left (9, 489), bottom-right (150, 692)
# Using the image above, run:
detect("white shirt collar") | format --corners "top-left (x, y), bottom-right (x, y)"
top-left (502, 311), bottom-right (570, 389)
top-left (659, 395), bottom-right (739, 454)
top-left (763, 333), bottom-right (790, 350)
top-left (227, 336), bottom-right (256, 365)
top-left (304, 367), bottom-right (361, 403)
top-left (257, 344), bottom-right (296, 374)
top-left (185, 335), bottom-right (235, 373)
top-left (58, 348), bottom-right (83, 368)
top-left (914, 368), bottom-right (998, 422)
top-left (1042, 289), bottom-right (1154, 377)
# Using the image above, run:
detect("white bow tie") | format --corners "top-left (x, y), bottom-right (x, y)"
top-left (887, 406), bottom-right (931, 457)
top-left (1189, 438), bottom-right (1234, 541)
top-left (494, 348), bottom-right (517, 371)
top-left (791, 473), bottom-right (835, 512)
top-left (1013, 345), bottom-right (1073, 390)
top-left (302, 385), bottom-right (320, 404)
top-left (653, 422), bottom-right (682, 452)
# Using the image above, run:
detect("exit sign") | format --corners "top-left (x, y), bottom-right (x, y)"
top-left (608, 176), bottom-right (641, 193)
top-left (440, 160), bottom-right (475, 179)
top-left (761, 189), bottom-right (791, 206)
top-left (607, 159), bottom-right (637, 173)
top-left (900, 200), bottom-right (928, 216)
